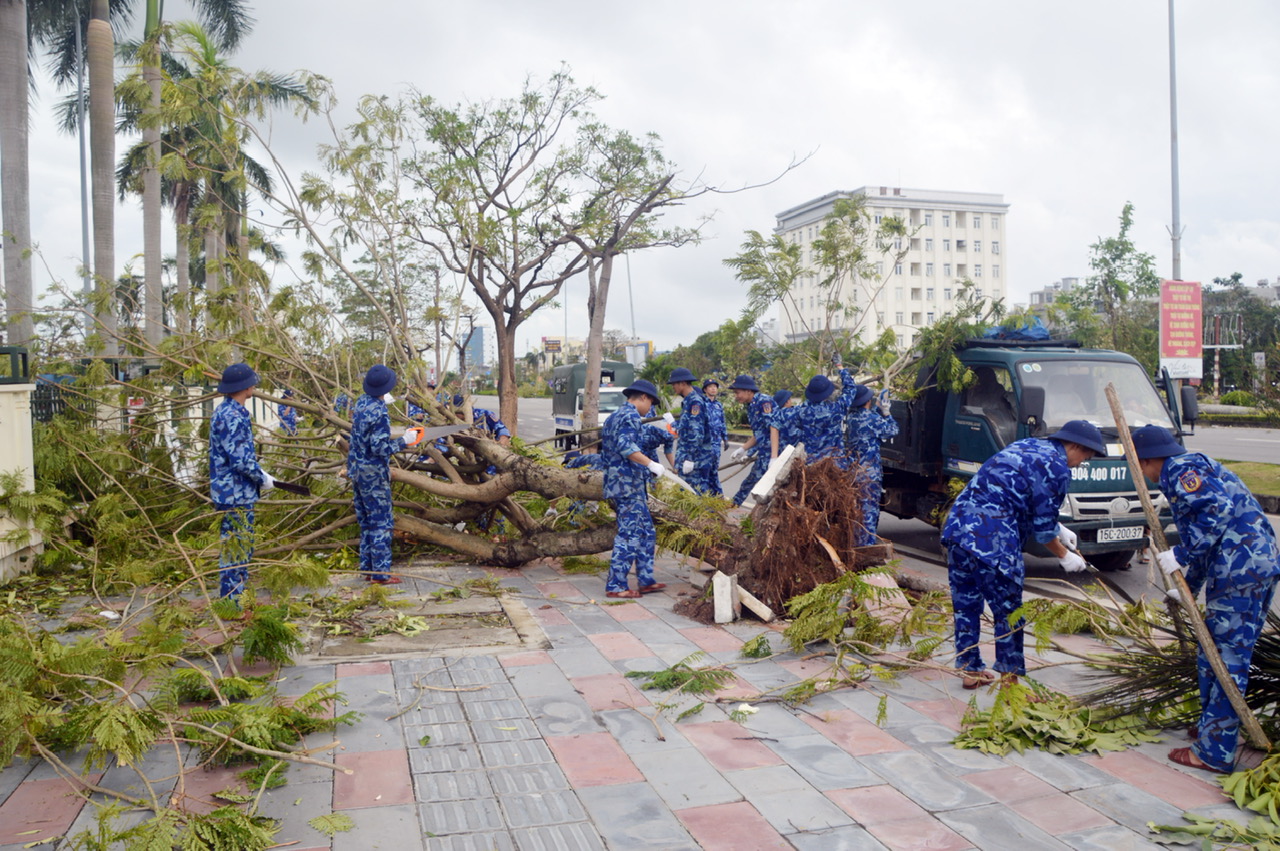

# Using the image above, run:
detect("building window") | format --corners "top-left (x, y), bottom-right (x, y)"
top-left (910, 262), bottom-right (921, 276)
top-left (974, 264), bottom-right (983, 277)
top-left (944, 288), bottom-right (952, 300)
top-left (942, 213), bottom-right (950, 227)
top-left (925, 263), bottom-right (934, 276)
top-left (927, 311), bottom-right (935, 323)
top-left (924, 213), bottom-right (933, 226)
top-left (926, 287), bottom-right (934, 300)
top-left (877, 262), bottom-right (884, 275)
top-left (894, 238), bottom-right (902, 250)
top-left (943, 239), bottom-right (951, 251)
top-left (992, 241), bottom-right (1000, 255)
top-left (925, 238), bottom-right (933, 251)
top-left (910, 238), bottom-right (921, 251)
top-left (972, 215), bottom-right (982, 228)
top-left (895, 312), bottom-right (904, 324)
top-left (874, 213), bottom-right (883, 224)
top-left (973, 240), bottom-right (981, 252)
top-left (976, 288), bottom-right (984, 298)
top-left (993, 264), bottom-right (1001, 278)
top-left (895, 287), bottom-right (904, 301)
top-left (896, 333), bottom-right (905, 347)
top-left (992, 217), bottom-right (999, 230)
top-left (910, 288), bottom-right (921, 300)
top-left (956, 240), bottom-right (966, 251)
top-left (894, 263), bottom-right (903, 275)
top-left (943, 263), bottom-right (952, 276)
top-left (956, 212), bottom-right (966, 227)
top-left (911, 312), bottom-right (922, 325)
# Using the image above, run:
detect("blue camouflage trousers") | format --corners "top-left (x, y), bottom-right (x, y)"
top-left (607, 496), bottom-right (656, 593)
top-left (733, 454), bottom-right (769, 506)
top-left (217, 504), bottom-right (254, 599)
top-left (1192, 577), bottom-right (1278, 772)
top-left (947, 546), bottom-right (1027, 675)
top-left (352, 466), bottom-right (394, 581)
top-left (683, 458), bottom-right (720, 496)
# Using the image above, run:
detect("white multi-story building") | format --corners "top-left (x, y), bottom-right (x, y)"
top-left (773, 186), bottom-right (1009, 347)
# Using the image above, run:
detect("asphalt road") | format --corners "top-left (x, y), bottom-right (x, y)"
top-left (1183, 423), bottom-right (1280, 464)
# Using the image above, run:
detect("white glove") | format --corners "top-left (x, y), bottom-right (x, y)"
top-left (1056, 524), bottom-right (1078, 551)
top-left (662, 412), bottom-right (675, 426)
top-left (260, 470), bottom-right (275, 491)
top-left (731, 446), bottom-right (747, 462)
top-left (646, 461), bottom-right (663, 477)
top-left (681, 460), bottom-right (695, 474)
top-left (403, 427), bottom-right (424, 447)
top-left (878, 389), bottom-right (892, 415)
top-left (1166, 587), bottom-right (1182, 603)
top-left (832, 351), bottom-right (843, 367)
top-left (383, 393), bottom-right (395, 404)
top-left (1157, 550), bottom-right (1183, 576)
top-left (1060, 551), bottom-right (1088, 573)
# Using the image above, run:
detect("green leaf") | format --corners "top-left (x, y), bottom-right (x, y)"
top-left (308, 813), bottom-right (355, 838)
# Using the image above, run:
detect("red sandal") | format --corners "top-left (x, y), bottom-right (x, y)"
top-left (639, 583), bottom-right (667, 594)
top-left (606, 590), bottom-right (641, 599)
top-left (961, 670), bottom-right (997, 689)
top-left (1168, 747), bottom-right (1228, 774)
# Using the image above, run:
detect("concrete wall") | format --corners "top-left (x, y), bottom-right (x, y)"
top-left (0, 385), bottom-right (41, 582)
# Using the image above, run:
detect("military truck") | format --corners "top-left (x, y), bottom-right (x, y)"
top-left (881, 338), bottom-right (1186, 571)
top-left (551, 360), bottom-right (636, 449)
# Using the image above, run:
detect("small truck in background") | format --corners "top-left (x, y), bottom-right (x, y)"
top-left (880, 337), bottom-right (1188, 571)
top-left (551, 360), bottom-right (635, 450)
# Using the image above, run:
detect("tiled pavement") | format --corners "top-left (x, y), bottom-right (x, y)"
top-left (0, 554), bottom-right (1255, 850)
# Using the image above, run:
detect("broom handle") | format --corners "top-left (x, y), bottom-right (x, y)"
top-left (1105, 383), bottom-right (1271, 751)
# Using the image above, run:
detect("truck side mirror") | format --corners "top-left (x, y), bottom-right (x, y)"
top-left (1019, 386), bottom-right (1045, 429)
top-left (1180, 384), bottom-right (1199, 433)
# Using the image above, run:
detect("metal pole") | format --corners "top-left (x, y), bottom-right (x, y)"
top-left (1168, 0), bottom-right (1183, 281)
top-left (626, 252), bottom-right (636, 343)
top-left (76, 21), bottom-right (91, 298)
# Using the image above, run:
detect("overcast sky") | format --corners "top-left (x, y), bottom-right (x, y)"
top-left (23, 0), bottom-right (1280, 354)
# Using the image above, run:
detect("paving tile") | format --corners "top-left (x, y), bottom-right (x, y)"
top-left (523, 694), bottom-right (604, 737)
top-left (409, 743), bottom-right (484, 773)
top-left (1081, 750), bottom-right (1228, 809)
top-left (457, 682), bottom-right (519, 704)
top-left (777, 657), bottom-right (838, 680)
top-left (499, 789), bottom-right (588, 828)
top-left (1057, 825), bottom-right (1166, 850)
top-left (0, 775), bottom-right (99, 845)
top-left (602, 600), bottom-right (660, 622)
top-left (479, 739), bottom-right (556, 769)
top-left (506, 662), bottom-right (580, 700)
top-left (724, 765), bottom-right (854, 834)
top-left (334, 750), bottom-right (414, 809)
top-left (418, 798), bottom-right (505, 836)
top-left (856, 751), bottom-right (995, 811)
top-left (531, 605), bottom-right (571, 627)
top-left (597, 707), bottom-right (690, 754)
top-left (800, 708), bottom-right (911, 756)
top-left (337, 660), bottom-right (392, 677)
top-left (412, 769), bottom-right (494, 802)
top-left (510, 822), bottom-right (605, 850)
top-left (787, 824), bottom-right (891, 850)
top-left (486, 764), bottom-right (571, 796)
top-left (623, 619), bottom-right (694, 648)
top-left (678, 626), bottom-right (745, 654)
top-left (256, 774), bottom-right (337, 848)
top-left (576, 782), bottom-right (698, 850)
top-left (904, 698), bottom-right (968, 731)
top-left (731, 660), bottom-right (802, 691)
top-left (0, 760), bottom-right (33, 804)
top-left (450, 666), bottom-right (510, 687)
top-left (587, 631), bottom-right (653, 660)
top-left (1003, 749), bottom-right (1114, 792)
top-left (937, 803), bottom-right (1071, 851)
top-left (275, 663), bottom-right (339, 695)
top-left (1069, 783), bottom-right (1186, 834)
top-left (675, 800), bottom-right (792, 850)
top-left (334, 802), bottom-right (425, 851)
top-left (825, 784), bottom-right (931, 825)
top-left (680, 721), bottom-right (785, 771)
top-left (570, 673), bottom-right (650, 712)
top-left (463, 697), bottom-right (531, 722)
top-left (564, 609), bottom-right (630, 635)
top-left (170, 765), bottom-right (244, 815)
top-left (963, 766), bottom-right (1060, 803)
top-left (536, 581), bottom-right (590, 601)
top-left (404, 721), bottom-right (474, 747)
top-left (545, 733), bottom-right (643, 787)
top-left (631, 747), bottom-right (743, 810)
top-left (549, 646), bottom-right (617, 678)
top-left (763, 735), bottom-right (883, 791)
top-left (738, 704), bottom-right (826, 740)
top-left (1010, 792), bottom-right (1115, 835)
top-left (499, 650), bottom-right (554, 667)
top-left (864, 816), bottom-right (974, 851)
top-left (472, 717), bottom-right (542, 743)
top-left (405, 700), bottom-right (468, 725)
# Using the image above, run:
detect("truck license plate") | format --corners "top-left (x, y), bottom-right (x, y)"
top-left (1097, 526), bottom-right (1144, 543)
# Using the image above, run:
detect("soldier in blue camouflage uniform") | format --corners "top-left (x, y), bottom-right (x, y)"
top-left (665, 368), bottom-right (718, 495)
top-left (845, 385), bottom-right (900, 545)
top-left (277, 389), bottom-right (298, 436)
top-left (941, 420), bottom-right (1105, 687)
top-left (702, 379), bottom-right (727, 496)
top-left (769, 354), bottom-right (857, 467)
top-left (727, 375), bottom-right (774, 505)
top-left (349, 365), bottom-right (424, 585)
top-left (209, 363), bottom-right (272, 600)
top-left (454, 395), bottom-right (512, 446)
top-left (1132, 425), bottom-right (1280, 774)
top-left (639, 423), bottom-right (676, 470)
top-left (601, 379), bottom-right (668, 598)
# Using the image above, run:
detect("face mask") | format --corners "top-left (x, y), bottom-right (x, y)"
top-left (383, 394), bottom-right (395, 404)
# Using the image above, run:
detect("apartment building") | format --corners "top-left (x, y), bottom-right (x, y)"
top-left (773, 186), bottom-right (1009, 346)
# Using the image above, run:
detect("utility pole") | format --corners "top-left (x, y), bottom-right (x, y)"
top-left (1167, 0), bottom-right (1183, 281)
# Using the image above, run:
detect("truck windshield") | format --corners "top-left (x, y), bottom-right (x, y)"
top-left (598, 389), bottom-right (627, 414)
top-left (1016, 359), bottom-right (1175, 431)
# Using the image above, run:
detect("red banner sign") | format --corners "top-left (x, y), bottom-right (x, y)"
top-left (1159, 280), bottom-right (1202, 379)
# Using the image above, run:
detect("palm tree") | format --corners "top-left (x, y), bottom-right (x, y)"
top-left (0, 0), bottom-right (33, 347)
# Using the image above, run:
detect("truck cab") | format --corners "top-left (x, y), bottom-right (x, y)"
top-left (881, 339), bottom-right (1181, 571)
top-left (551, 360), bottom-right (636, 449)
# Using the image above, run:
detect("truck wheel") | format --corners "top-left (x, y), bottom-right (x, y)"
top-left (1087, 550), bottom-right (1135, 572)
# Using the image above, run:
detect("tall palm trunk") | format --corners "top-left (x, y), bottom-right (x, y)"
top-left (175, 221), bottom-right (191, 332)
top-left (141, 1), bottom-right (163, 348)
top-left (88, 0), bottom-right (117, 348)
top-left (0, 0), bottom-right (34, 348)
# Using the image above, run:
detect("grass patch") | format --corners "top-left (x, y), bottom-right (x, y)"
top-left (562, 555), bottom-right (608, 575)
top-left (1220, 460), bottom-right (1280, 497)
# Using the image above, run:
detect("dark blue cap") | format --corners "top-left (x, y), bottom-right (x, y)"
top-left (773, 389), bottom-right (792, 407)
top-left (623, 378), bottom-right (661, 403)
top-left (702, 378), bottom-right (720, 389)
top-left (1130, 424), bottom-right (1184, 459)
top-left (1048, 420), bottom-right (1108, 456)
top-left (667, 367), bottom-right (697, 384)
top-left (363, 364), bottom-right (397, 397)
top-left (850, 385), bottom-right (874, 407)
top-left (453, 394), bottom-right (465, 407)
top-left (728, 374), bottom-right (759, 392)
top-left (217, 363), bottom-right (259, 394)
top-left (805, 374), bottom-right (836, 404)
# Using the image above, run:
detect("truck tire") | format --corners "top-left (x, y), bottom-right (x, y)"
top-left (1086, 550), bottom-right (1135, 572)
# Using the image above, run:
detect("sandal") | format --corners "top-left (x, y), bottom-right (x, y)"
top-left (1169, 746), bottom-right (1228, 774)
top-left (639, 583), bottom-right (667, 594)
top-left (369, 576), bottom-right (402, 585)
top-left (961, 670), bottom-right (998, 690)
top-left (606, 590), bottom-right (641, 599)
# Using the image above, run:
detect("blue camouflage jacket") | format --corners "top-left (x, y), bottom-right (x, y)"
top-left (941, 438), bottom-right (1070, 575)
top-left (473, 408), bottom-right (512, 440)
top-left (277, 403), bottom-right (298, 435)
top-left (705, 398), bottom-right (727, 447)
top-left (1161, 453), bottom-right (1280, 595)
top-left (566, 452), bottom-right (606, 470)
top-left (745, 393), bottom-right (774, 454)
top-left (602, 403), bottom-right (648, 500)
top-left (788, 368), bottom-right (857, 466)
top-left (209, 398), bottom-right (265, 506)
top-left (675, 389), bottom-right (715, 467)
top-left (845, 408), bottom-right (900, 473)
top-left (639, 423), bottom-right (675, 464)
top-left (348, 393), bottom-right (406, 473)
